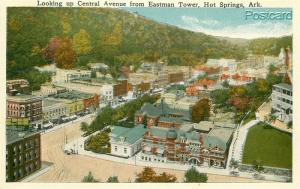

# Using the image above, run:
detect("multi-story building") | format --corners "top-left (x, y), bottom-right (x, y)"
top-left (39, 84), bottom-right (67, 96)
top-left (113, 79), bottom-right (128, 97)
top-left (6, 127), bottom-right (41, 182)
top-left (7, 95), bottom-right (43, 128)
top-left (110, 124), bottom-right (148, 158)
top-left (52, 90), bottom-right (99, 114)
top-left (53, 68), bottom-right (91, 83)
top-left (271, 83), bottom-right (293, 123)
top-left (88, 63), bottom-right (109, 72)
top-left (42, 98), bottom-right (69, 122)
top-left (100, 84), bottom-right (114, 104)
top-left (139, 121), bottom-right (234, 168)
top-left (6, 79), bottom-right (30, 96)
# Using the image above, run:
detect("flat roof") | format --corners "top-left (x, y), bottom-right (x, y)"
top-left (6, 127), bottom-right (40, 145)
top-left (7, 94), bottom-right (41, 102)
top-left (273, 83), bottom-right (292, 91)
top-left (53, 90), bottom-right (95, 100)
top-left (43, 98), bottom-right (65, 107)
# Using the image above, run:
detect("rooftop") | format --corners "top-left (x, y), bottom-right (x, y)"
top-left (7, 94), bottom-right (41, 102)
top-left (111, 124), bottom-right (147, 145)
top-left (53, 90), bottom-right (95, 100)
top-left (204, 127), bottom-right (234, 150)
top-left (6, 127), bottom-right (40, 145)
top-left (43, 98), bottom-right (65, 107)
top-left (273, 83), bottom-right (292, 91)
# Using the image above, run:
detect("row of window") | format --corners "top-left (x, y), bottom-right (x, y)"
top-left (9, 161), bottom-right (39, 181)
top-left (141, 156), bottom-right (165, 163)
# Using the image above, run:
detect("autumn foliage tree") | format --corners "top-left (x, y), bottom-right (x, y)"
top-left (192, 98), bottom-right (211, 123)
top-left (135, 167), bottom-right (177, 183)
top-left (43, 36), bottom-right (62, 62)
top-left (55, 38), bottom-right (77, 69)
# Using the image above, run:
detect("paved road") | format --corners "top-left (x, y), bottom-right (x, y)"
top-left (31, 116), bottom-right (263, 183)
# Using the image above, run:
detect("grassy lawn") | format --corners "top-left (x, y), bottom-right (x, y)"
top-left (242, 122), bottom-right (292, 169)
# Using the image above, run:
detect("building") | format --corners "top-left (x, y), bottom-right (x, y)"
top-left (7, 95), bottom-right (43, 128)
top-left (88, 63), bottom-right (109, 72)
top-left (6, 127), bottom-right (41, 182)
top-left (53, 68), bottom-right (91, 83)
top-left (42, 98), bottom-right (69, 122)
top-left (6, 79), bottom-right (30, 96)
top-left (39, 84), bottom-right (67, 96)
top-left (168, 72), bottom-right (184, 84)
top-left (110, 124), bottom-right (148, 158)
top-left (100, 84), bottom-right (114, 104)
top-left (139, 121), bottom-right (234, 168)
top-left (135, 101), bottom-right (191, 128)
top-left (271, 83), bottom-right (293, 123)
top-left (113, 79), bottom-right (128, 97)
top-left (52, 90), bottom-right (99, 113)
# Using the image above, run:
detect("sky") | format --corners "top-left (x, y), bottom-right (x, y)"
top-left (123, 8), bottom-right (292, 39)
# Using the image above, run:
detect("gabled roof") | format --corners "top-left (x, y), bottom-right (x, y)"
top-left (111, 124), bottom-right (147, 145)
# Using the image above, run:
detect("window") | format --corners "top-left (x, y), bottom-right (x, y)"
top-left (124, 148), bottom-right (127, 154)
top-left (114, 146), bottom-right (117, 152)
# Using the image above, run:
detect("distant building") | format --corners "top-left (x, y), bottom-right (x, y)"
top-left (53, 69), bottom-right (91, 83)
top-left (6, 127), bottom-right (41, 182)
top-left (6, 79), bottom-right (31, 96)
top-left (113, 79), bottom-right (128, 97)
top-left (7, 95), bottom-right (43, 129)
top-left (271, 83), bottom-right (293, 123)
top-left (40, 84), bottom-right (67, 96)
top-left (88, 63), bottom-right (109, 72)
top-left (110, 124), bottom-right (147, 158)
top-left (168, 72), bottom-right (184, 84)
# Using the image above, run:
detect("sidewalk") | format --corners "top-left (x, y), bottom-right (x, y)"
top-left (64, 134), bottom-right (287, 182)
top-left (21, 161), bottom-right (53, 182)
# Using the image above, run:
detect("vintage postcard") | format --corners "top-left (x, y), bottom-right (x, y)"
top-left (0, 0), bottom-right (298, 188)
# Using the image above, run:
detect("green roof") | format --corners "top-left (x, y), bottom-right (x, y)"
top-left (111, 124), bottom-right (147, 145)
top-left (204, 128), bottom-right (234, 150)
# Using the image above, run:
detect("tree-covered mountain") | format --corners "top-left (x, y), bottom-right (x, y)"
top-left (7, 7), bottom-right (292, 83)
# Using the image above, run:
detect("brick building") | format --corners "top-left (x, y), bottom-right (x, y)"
top-left (6, 127), bottom-right (41, 182)
top-left (113, 80), bottom-right (128, 97)
top-left (7, 95), bottom-right (43, 128)
top-left (168, 72), bottom-right (184, 84)
top-left (6, 79), bottom-right (30, 96)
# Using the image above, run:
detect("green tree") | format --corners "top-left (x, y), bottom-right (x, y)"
top-left (229, 159), bottom-right (239, 170)
top-left (73, 29), bottom-right (92, 55)
top-left (135, 167), bottom-right (157, 182)
top-left (192, 98), bottom-right (211, 123)
top-left (253, 160), bottom-right (264, 174)
top-left (80, 122), bottom-right (89, 132)
top-left (154, 172), bottom-right (177, 182)
top-left (184, 167), bottom-right (208, 183)
top-left (82, 171), bottom-right (99, 182)
top-left (107, 176), bottom-right (119, 183)
top-left (55, 38), bottom-right (77, 69)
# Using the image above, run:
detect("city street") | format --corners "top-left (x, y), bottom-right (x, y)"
top-left (31, 116), bottom-right (263, 183)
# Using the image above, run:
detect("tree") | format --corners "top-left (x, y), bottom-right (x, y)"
top-left (55, 38), bottom-right (77, 69)
top-left (86, 131), bottom-right (111, 153)
top-left (107, 176), bottom-right (119, 183)
top-left (192, 98), bottom-right (211, 123)
top-left (255, 79), bottom-right (270, 95)
top-left (230, 86), bottom-right (247, 97)
top-left (73, 29), bottom-right (92, 55)
top-left (228, 96), bottom-right (250, 111)
top-left (229, 159), bottom-right (239, 170)
top-left (253, 160), bottom-right (264, 174)
top-left (80, 122), bottom-right (89, 132)
top-left (135, 167), bottom-right (177, 183)
top-left (43, 36), bottom-right (62, 62)
top-left (287, 121), bottom-right (292, 129)
top-left (184, 167), bottom-right (208, 183)
top-left (91, 71), bottom-right (97, 78)
top-left (154, 172), bottom-right (177, 182)
top-left (82, 171), bottom-right (99, 182)
top-left (135, 167), bottom-right (157, 182)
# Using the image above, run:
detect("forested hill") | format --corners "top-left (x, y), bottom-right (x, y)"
top-left (7, 7), bottom-right (292, 81)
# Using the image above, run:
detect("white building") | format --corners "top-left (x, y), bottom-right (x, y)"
top-left (271, 83), bottom-right (293, 123)
top-left (88, 63), bottom-right (109, 72)
top-left (100, 84), bottom-right (114, 104)
top-left (43, 98), bottom-right (69, 122)
top-left (110, 124), bottom-right (147, 158)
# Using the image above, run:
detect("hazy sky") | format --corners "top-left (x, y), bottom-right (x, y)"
top-left (123, 8), bottom-right (292, 39)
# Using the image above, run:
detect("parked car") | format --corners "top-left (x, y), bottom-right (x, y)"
top-left (230, 171), bottom-right (239, 176)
